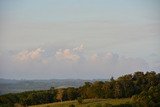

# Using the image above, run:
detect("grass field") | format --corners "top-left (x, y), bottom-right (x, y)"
top-left (29, 98), bottom-right (131, 107)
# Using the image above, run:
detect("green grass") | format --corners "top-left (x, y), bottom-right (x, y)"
top-left (29, 98), bottom-right (131, 107)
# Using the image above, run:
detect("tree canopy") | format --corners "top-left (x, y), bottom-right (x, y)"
top-left (0, 71), bottom-right (160, 107)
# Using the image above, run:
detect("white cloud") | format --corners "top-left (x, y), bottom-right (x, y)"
top-left (0, 45), bottom-right (159, 79)
top-left (90, 52), bottom-right (119, 64)
top-left (55, 49), bottom-right (80, 62)
top-left (15, 48), bottom-right (44, 61)
top-left (73, 44), bottom-right (84, 52)
top-left (89, 52), bottom-right (149, 75)
top-left (90, 53), bottom-right (99, 63)
top-left (54, 44), bottom-right (85, 62)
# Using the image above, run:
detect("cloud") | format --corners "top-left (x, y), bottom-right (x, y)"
top-left (73, 44), bottom-right (84, 52)
top-left (0, 45), bottom-right (159, 79)
top-left (89, 52), bottom-right (149, 76)
top-left (90, 52), bottom-right (119, 64)
top-left (55, 49), bottom-right (80, 62)
top-left (54, 44), bottom-right (85, 62)
top-left (90, 53), bottom-right (99, 63)
top-left (15, 48), bottom-right (44, 62)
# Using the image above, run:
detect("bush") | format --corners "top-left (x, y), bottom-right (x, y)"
top-left (155, 102), bottom-right (160, 107)
top-left (95, 103), bottom-right (102, 107)
top-left (112, 104), bottom-right (132, 107)
top-left (103, 103), bottom-right (112, 107)
top-left (69, 104), bottom-right (75, 107)
top-left (14, 103), bottom-right (25, 107)
top-left (0, 103), bottom-right (14, 107)
top-left (77, 97), bottom-right (83, 104)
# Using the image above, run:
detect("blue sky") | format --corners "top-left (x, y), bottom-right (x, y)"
top-left (0, 0), bottom-right (160, 79)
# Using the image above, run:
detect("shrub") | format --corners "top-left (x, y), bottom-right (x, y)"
top-left (14, 103), bottom-right (26, 107)
top-left (112, 104), bottom-right (132, 107)
top-left (69, 104), bottom-right (75, 107)
top-left (77, 97), bottom-right (83, 104)
top-left (95, 103), bottom-right (102, 107)
top-left (103, 103), bottom-right (112, 107)
top-left (155, 102), bottom-right (160, 107)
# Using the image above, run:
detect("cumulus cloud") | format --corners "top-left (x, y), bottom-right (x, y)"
top-left (73, 44), bottom-right (84, 52)
top-left (90, 53), bottom-right (99, 63)
top-left (15, 48), bottom-right (44, 61)
top-left (90, 52), bottom-right (119, 64)
top-left (55, 49), bottom-right (80, 62)
top-left (0, 45), bottom-right (159, 79)
top-left (54, 44), bottom-right (85, 62)
top-left (89, 52), bottom-right (149, 76)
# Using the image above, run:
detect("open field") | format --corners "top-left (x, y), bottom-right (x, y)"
top-left (29, 98), bottom-right (131, 107)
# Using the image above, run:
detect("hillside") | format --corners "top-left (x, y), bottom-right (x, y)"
top-left (0, 71), bottom-right (160, 107)
top-left (0, 78), bottom-right (107, 95)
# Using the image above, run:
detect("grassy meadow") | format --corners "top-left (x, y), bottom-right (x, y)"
top-left (29, 98), bottom-right (131, 107)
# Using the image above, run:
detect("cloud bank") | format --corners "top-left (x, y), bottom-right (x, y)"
top-left (0, 45), bottom-right (159, 79)
top-left (15, 48), bottom-right (44, 62)
top-left (55, 49), bottom-right (80, 62)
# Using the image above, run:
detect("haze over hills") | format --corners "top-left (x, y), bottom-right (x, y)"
top-left (0, 78), bottom-right (107, 95)
top-left (0, 0), bottom-right (159, 106)
top-left (0, 0), bottom-right (160, 80)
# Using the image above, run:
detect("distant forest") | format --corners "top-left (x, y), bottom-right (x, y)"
top-left (0, 78), bottom-right (107, 95)
top-left (0, 71), bottom-right (160, 107)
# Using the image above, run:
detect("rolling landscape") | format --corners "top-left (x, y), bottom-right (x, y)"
top-left (0, 0), bottom-right (160, 107)
top-left (0, 78), bottom-right (107, 95)
top-left (0, 71), bottom-right (160, 107)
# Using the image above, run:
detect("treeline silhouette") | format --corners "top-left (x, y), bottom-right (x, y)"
top-left (0, 71), bottom-right (160, 107)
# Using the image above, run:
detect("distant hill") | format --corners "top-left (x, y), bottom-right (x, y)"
top-left (0, 78), bottom-right (107, 95)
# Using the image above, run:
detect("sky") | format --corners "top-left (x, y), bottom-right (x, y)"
top-left (0, 0), bottom-right (160, 79)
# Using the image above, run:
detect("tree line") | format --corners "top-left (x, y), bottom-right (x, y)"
top-left (0, 71), bottom-right (160, 107)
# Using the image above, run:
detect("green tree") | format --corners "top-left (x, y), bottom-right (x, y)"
top-left (102, 82), bottom-right (113, 98)
top-left (66, 87), bottom-right (77, 100)
top-left (56, 89), bottom-right (64, 102)
top-left (77, 97), bottom-right (83, 104)
top-left (114, 81), bottom-right (123, 98)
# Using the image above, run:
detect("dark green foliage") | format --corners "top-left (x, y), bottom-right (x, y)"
top-left (78, 71), bottom-right (160, 100)
top-left (0, 71), bottom-right (160, 106)
top-left (0, 90), bottom-right (56, 106)
top-left (103, 103), bottom-right (112, 107)
top-left (66, 87), bottom-right (77, 100)
top-left (114, 81), bottom-right (123, 98)
top-left (0, 103), bottom-right (14, 107)
top-left (95, 103), bottom-right (102, 107)
top-left (77, 97), bottom-right (83, 104)
top-left (155, 102), bottom-right (160, 107)
top-left (131, 83), bottom-right (160, 107)
top-left (68, 104), bottom-right (75, 107)
top-left (112, 104), bottom-right (132, 107)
